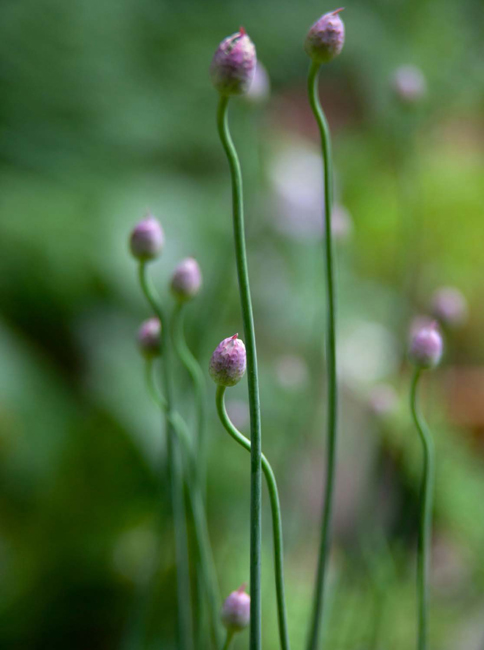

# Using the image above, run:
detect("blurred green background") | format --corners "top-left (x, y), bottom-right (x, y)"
top-left (1, 0), bottom-right (484, 648)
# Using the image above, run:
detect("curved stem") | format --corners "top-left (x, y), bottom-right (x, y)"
top-left (222, 630), bottom-right (235, 650)
top-left (172, 302), bottom-right (207, 490)
top-left (217, 94), bottom-right (262, 650)
top-left (410, 369), bottom-right (435, 650)
top-left (216, 386), bottom-right (291, 650)
top-left (138, 262), bottom-right (193, 650)
top-left (306, 60), bottom-right (339, 650)
top-left (145, 361), bottom-right (222, 649)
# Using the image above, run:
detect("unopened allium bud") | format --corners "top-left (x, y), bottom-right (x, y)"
top-left (409, 322), bottom-right (443, 370)
top-left (368, 384), bottom-right (398, 417)
top-left (431, 287), bottom-right (468, 329)
top-left (137, 317), bottom-right (162, 359)
top-left (221, 584), bottom-right (250, 632)
top-left (171, 257), bottom-right (202, 302)
top-left (210, 28), bottom-right (256, 95)
top-left (305, 9), bottom-right (345, 64)
top-left (392, 65), bottom-right (427, 104)
top-left (130, 214), bottom-right (164, 261)
top-left (246, 62), bottom-right (270, 104)
top-left (209, 334), bottom-right (246, 387)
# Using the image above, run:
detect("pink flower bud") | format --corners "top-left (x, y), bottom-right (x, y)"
top-left (305, 9), bottom-right (345, 64)
top-left (392, 65), bottom-right (427, 104)
top-left (210, 28), bottom-right (257, 95)
top-left (137, 317), bottom-right (162, 359)
top-left (170, 257), bottom-right (202, 302)
top-left (409, 322), bottom-right (443, 370)
top-left (431, 287), bottom-right (468, 329)
top-left (245, 62), bottom-right (270, 104)
top-left (130, 214), bottom-right (164, 261)
top-left (221, 584), bottom-right (250, 632)
top-left (209, 334), bottom-right (246, 387)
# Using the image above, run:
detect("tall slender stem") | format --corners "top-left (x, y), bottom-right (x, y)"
top-left (216, 94), bottom-right (262, 650)
top-left (172, 302), bottom-right (207, 490)
top-left (306, 60), bottom-right (339, 650)
top-left (216, 386), bottom-right (291, 650)
top-left (146, 360), bottom-right (222, 649)
top-left (410, 369), bottom-right (435, 650)
top-left (222, 630), bottom-right (235, 650)
top-left (138, 262), bottom-right (193, 650)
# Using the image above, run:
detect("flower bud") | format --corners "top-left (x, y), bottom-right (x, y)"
top-left (130, 214), bottom-right (164, 261)
top-left (431, 287), bottom-right (468, 329)
top-left (392, 65), bottom-right (427, 104)
top-left (170, 257), bottom-right (202, 302)
top-left (245, 62), bottom-right (270, 104)
top-left (137, 317), bottom-right (162, 359)
top-left (305, 9), bottom-right (345, 64)
top-left (221, 584), bottom-right (250, 632)
top-left (368, 384), bottom-right (398, 417)
top-left (408, 321), bottom-right (443, 370)
top-left (209, 334), bottom-right (246, 387)
top-left (210, 28), bottom-right (257, 95)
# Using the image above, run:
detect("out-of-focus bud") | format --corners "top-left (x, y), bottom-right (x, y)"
top-left (130, 214), bottom-right (164, 261)
top-left (221, 584), bottom-right (250, 632)
top-left (245, 62), bottom-right (270, 104)
top-left (305, 9), bottom-right (345, 64)
top-left (431, 287), bottom-right (468, 329)
top-left (329, 204), bottom-right (353, 242)
top-left (210, 28), bottom-right (257, 96)
top-left (209, 334), bottom-right (247, 387)
top-left (275, 354), bottom-right (309, 391)
top-left (392, 65), bottom-right (427, 104)
top-left (409, 321), bottom-right (443, 370)
top-left (170, 257), bottom-right (202, 302)
top-left (137, 317), bottom-right (162, 359)
top-left (368, 384), bottom-right (398, 417)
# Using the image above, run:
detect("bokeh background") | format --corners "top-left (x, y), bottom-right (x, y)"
top-left (1, 0), bottom-right (484, 648)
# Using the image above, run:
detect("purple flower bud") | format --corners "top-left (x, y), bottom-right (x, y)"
top-left (221, 584), bottom-right (250, 632)
top-left (245, 62), bottom-right (270, 104)
top-left (137, 317), bottom-right (162, 359)
top-left (392, 65), bottom-right (427, 104)
top-left (130, 214), bottom-right (164, 261)
top-left (209, 334), bottom-right (246, 387)
top-left (431, 287), bottom-right (468, 329)
top-left (368, 384), bottom-right (398, 417)
top-left (210, 28), bottom-right (257, 96)
top-left (305, 9), bottom-right (345, 64)
top-left (170, 257), bottom-right (202, 302)
top-left (409, 321), bottom-right (443, 370)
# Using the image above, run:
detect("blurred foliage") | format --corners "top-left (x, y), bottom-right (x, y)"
top-left (1, 0), bottom-right (484, 648)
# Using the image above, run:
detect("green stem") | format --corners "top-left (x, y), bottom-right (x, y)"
top-left (138, 262), bottom-right (193, 650)
top-left (410, 369), bottom-right (435, 650)
top-left (216, 386), bottom-right (291, 650)
top-left (306, 60), bottom-right (339, 650)
top-left (145, 360), bottom-right (222, 650)
top-left (222, 630), bottom-right (235, 650)
top-left (217, 94), bottom-right (262, 650)
top-left (172, 302), bottom-right (207, 489)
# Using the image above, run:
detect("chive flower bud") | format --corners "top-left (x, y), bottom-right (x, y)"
top-left (368, 384), bottom-right (398, 417)
top-left (170, 257), bottom-right (202, 302)
top-left (137, 317), bottom-right (162, 359)
top-left (209, 334), bottom-right (246, 387)
top-left (221, 584), bottom-right (250, 632)
top-left (431, 286), bottom-right (468, 329)
top-left (305, 8), bottom-right (345, 64)
top-left (246, 62), bottom-right (270, 104)
top-left (409, 321), bottom-right (443, 370)
top-left (129, 214), bottom-right (164, 261)
top-left (210, 28), bottom-right (257, 95)
top-left (392, 65), bottom-right (427, 104)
